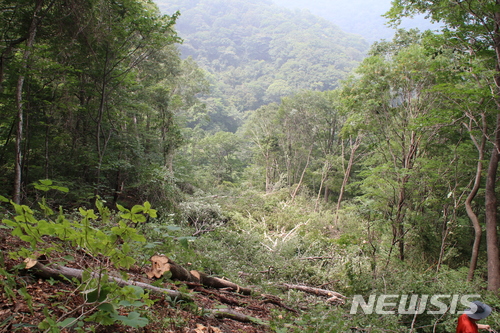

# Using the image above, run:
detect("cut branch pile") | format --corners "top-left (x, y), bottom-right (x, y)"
top-left (146, 255), bottom-right (252, 295)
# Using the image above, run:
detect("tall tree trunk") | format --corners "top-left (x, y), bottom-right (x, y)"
top-left (485, 113), bottom-right (500, 291)
top-left (13, 0), bottom-right (44, 204)
top-left (487, 9), bottom-right (500, 291)
top-left (94, 48), bottom-right (111, 198)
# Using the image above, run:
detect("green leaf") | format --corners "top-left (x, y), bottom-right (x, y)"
top-left (83, 286), bottom-right (109, 303)
top-left (57, 317), bottom-right (78, 328)
top-left (118, 300), bottom-right (144, 307)
top-left (112, 312), bottom-right (148, 328)
top-left (131, 205), bottom-right (144, 214)
top-left (132, 214), bottom-right (147, 223)
top-left (39, 179), bottom-right (53, 186)
top-left (118, 256), bottom-right (136, 268)
top-left (12, 226), bottom-right (24, 237)
top-left (54, 186), bottom-right (69, 193)
top-left (98, 302), bottom-right (117, 314)
top-left (2, 219), bottom-right (17, 227)
top-left (116, 204), bottom-right (128, 212)
top-left (179, 237), bottom-right (189, 249)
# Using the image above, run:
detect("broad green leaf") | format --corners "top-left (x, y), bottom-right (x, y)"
top-left (39, 179), bottom-right (53, 186)
top-left (112, 312), bottom-right (148, 328)
top-left (116, 204), bottom-right (128, 212)
top-left (57, 317), bottom-right (78, 328)
top-left (98, 302), bottom-right (117, 314)
top-left (131, 205), bottom-right (144, 214)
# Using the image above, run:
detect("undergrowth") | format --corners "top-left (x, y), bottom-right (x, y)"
top-left (1, 182), bottom-right (499, 332)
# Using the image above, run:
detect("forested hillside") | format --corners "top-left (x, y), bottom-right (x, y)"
top-left (156, 0), bottom-right (368, 131)
top-left (1, 0), bottom-right (500, 332)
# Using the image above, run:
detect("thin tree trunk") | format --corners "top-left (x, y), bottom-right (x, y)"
top-left (436, 209), bottom-right (448, 273)
top-left (315, 159), bottom-right (331, 212)
top-left (290, 144), bottom-right (314, 202)
top-left (94, 48), bottom-right (112, 198)
top-left (13, 0), bottom-right (45, 204)
top-left (334, 134), bottom-right (362, 226)
top-left (465, 115), bottom-right (486, 281)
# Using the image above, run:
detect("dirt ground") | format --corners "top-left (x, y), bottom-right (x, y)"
top-left (0, 228), bottom-right (295, 332)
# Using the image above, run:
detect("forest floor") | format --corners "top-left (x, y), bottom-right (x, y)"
top-left (0, 228), bottom-right (286, 332)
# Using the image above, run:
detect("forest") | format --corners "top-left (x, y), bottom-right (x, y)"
top-left (0, 0), bottom-right (500, 332)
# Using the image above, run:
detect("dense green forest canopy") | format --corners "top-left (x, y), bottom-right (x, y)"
top-left (1, 0), bottom-right (500, 332)
top-left (155, 0), bottom-right (369, 131)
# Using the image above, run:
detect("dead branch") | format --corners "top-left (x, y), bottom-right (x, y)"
top-left (282, 283), bottom-right (346, 304)
top-left (298, 256), bottom-right (335, 260)
top-left (260, 294), bottom-right (299, 313)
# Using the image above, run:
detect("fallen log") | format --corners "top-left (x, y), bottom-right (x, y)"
top-left (146, 255), bottom-right (252, 295)
top-left (282, 283), bottom-right (346, 304)
top-left (28, 260), bottom-right (190, 302)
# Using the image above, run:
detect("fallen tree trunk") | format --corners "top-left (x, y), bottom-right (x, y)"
top-left (29, 261), bottom-right (190, 302)
top-left (147, 255), bottom-right (252, 295)
top-left (28, 260), bottom-right (269, 326)
top-left (282, 283), bottom-right (346, 304)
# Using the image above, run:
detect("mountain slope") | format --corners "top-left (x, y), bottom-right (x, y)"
top-left (155, 0), bottom-right (369, 128)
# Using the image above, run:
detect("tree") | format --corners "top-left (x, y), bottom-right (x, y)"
top-left (244, 103), bottom-right (282, 192)
top-left (387, 0), bottom-right (500, 292)
top-left (194, 131), bottom-right (244, 186)
top-left (0, 0), bottom-right (189, 206)
top-left (0, 0), bottom-right (51, 203)
top-left (342, 30), bottom-right (457, 262)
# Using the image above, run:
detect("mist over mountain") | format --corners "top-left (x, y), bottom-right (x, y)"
top-left (271, 0), bottom-right (438, 42)
top-left (154, 0), bottom-right (369, 130)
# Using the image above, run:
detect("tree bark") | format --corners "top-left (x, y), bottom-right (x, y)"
top-left (486, 7), bottom-right (500, 291)
top-left (334, 134), bottom-right (363, 226)
top-left (146, 255), bottom-right (252, 295)
top-left (291, 144), bottom-right (314, 202)
top-left (465, 115), bottom-right (486, 282)
top-left (29, 261), bottom-right (190, 301)
top-left (13, 0), bottom-right (44, 204)
top-left (485, 113), bottom-right (500, 291)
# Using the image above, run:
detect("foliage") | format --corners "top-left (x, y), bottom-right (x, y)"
top-left (1, 0), bottom-right (500, 331)
top-left (1, 185), bottom-right (158, 331)
top-left (0, 0), bottom-right (206, 208)
top-left (156, 0), bottom-right (368, 130)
